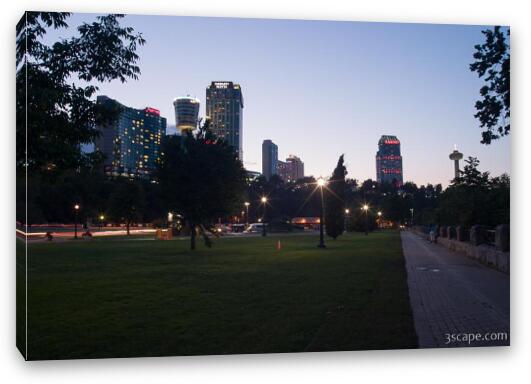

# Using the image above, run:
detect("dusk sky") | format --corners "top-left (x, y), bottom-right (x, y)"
top-left (45, 13), bottom-right (510, 186)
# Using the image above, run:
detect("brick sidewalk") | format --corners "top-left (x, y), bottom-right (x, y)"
top-left (401, 231), bottom-right (509, 348)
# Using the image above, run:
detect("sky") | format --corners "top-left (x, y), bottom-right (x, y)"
top-left (43, 13), bottom-right (510, 186)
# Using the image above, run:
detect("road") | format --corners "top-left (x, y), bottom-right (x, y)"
top-left (16, 228), bottom-right (320, 242)
top-left (401, 230), bottom-right (510, 348)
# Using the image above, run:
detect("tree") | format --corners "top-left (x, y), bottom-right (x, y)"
top-left (157, 123), bottom-right (247, 250)
top-left (436, 157), bottom-right (509, 227)
top-left (453, 157), bottom-right (490, 187)
top-left (470, 26), bottom-right (510, 144)
top-left (16, 12), bottom-right (145, 172)
top-left (108, 179), bottom-right (144, 235)
top-left (348, 209), bottom-right (377, 233)
top-left (325, 155), bottom-right (347, 239)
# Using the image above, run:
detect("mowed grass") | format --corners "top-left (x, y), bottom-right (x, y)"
top-left (18, 230), bottom-right (417, 360)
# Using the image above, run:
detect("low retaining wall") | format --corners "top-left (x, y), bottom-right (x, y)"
top-left (411, 229), bottom-right (509, 274)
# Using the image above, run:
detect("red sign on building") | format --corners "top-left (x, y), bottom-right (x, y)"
top-left (144, 107), bottom-right (160, 116)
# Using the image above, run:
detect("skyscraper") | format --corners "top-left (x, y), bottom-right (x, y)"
top-left (277, 155), bottom-right (304, 183)
top-left (173, 96), bottom-right (200, 133)
top-left (94, 96), bottom-right (166, 179)
top-left (206, 81), bottom-right (244, 158)
top-left (277, 160), bottom-right (289, 181)
top-left (262, 139), bottom-right (278, 180)
top-left (375, 135), bottom-right (403, 186)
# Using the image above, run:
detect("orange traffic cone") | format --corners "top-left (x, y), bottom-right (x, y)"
top-left (277, 240), bottom-right (282, 250)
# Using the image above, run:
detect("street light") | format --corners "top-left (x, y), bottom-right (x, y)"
top-left (261, 196), bottom-right (267, 237)
top-left (244, 202), bottom-right (250, 226)
top-left (317, 177), bottom-right (326, 248)
top-left (99, 214), bottom-right (105, 231)
top-left (344, 208), bottom-right (350, 233)
top-left (377, 211), bottom-right (382, 229)
top-left (74, 204), bottom-right (80, 239)
top-left (362, 204), bottom-right (369, 235)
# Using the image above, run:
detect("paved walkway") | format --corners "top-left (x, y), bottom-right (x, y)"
top-left (401, 231), bottom-right (509, 348)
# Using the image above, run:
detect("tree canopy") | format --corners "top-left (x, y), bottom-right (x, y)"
top-left (435, 157), bottom-right (509, 227)
top-left (470, 26), bottom-right (510, 144)
top-left (157, 124), bottom-right (247, 249)
top-left (16, 12), bottom-right (145, 172)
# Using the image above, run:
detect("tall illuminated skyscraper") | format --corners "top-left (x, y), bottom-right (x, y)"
top-left (206, 81), bottom-right (244, 158)
top-left (375, 135), bottom-right (403, 186)
top-left (173, 96), bottom-right (200, 133)
top-left (94, 96), bottom-right (166, 179)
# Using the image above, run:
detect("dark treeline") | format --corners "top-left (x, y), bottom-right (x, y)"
top-left (244, 172), bottom-right (443, 231)
top-left (17, 155), bottom-right (510, 236)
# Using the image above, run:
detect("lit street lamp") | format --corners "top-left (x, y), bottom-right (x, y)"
top-left (377, 211), bottom-right (382, 229)
top-left (74, 204), bottom-right (80, 239)
top-left (99, 214), bottom-right (105, 231)
top-left (362, 204), bottom-right (369, 235)
top-left (344, 208), bottom-right (350, 233)
top-left (317, 177), bottom-right (326, 248)
top-left (244, 202), bottom-right (250, 226)
top-left (261, 196), bottom-right (267, 237)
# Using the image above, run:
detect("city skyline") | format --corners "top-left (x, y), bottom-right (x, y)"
top-left (42, 14), bottom-right (510, 186)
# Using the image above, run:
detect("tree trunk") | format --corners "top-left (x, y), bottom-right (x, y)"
top-left (126, 220), bottom-right (130, 236)
top-left (190, 223), bottom-right (196, 250)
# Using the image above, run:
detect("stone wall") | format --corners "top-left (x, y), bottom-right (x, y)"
top-left (411, 226), bottom-right (510, 274)
top-left (437, 237), bottom-right (509, 273)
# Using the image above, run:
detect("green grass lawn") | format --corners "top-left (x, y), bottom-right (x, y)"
top-left (17, 230), bottom-right (417, 360)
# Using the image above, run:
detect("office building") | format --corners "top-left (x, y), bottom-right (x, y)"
top-left (94, 96), bottom-right (166, 179)
top-left (173, 96), bottom-right (200, 133)
top-left (262, 139), bottom-right (278, 180)
top-left (375, 135), bottom-right (403, 186)
top-left (206, 81), bottom-right (244, 158)
top-left (277, 155), bottom-right (304, 183)
top-left (277, 160), bottom-right (289, 182)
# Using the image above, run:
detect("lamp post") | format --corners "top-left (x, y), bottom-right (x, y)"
top-left (317, 177), bottom-right (326, 248)
top-left (74, 204), bottom-right (80, 239)
top-left (261, 196), bottom-right (267, 236)
top-left (377, 211), bottom-right (382, 229)
top-left (362, 204), bottom-right (369, 235)
top-left (410, 208), bottom-right (414, 227)
top-left (344, 208), bottom-right (350, 233)
top-left (244, 202), bottom-right (250, 227)
top-left (99, 214), bottom-right (105, 231)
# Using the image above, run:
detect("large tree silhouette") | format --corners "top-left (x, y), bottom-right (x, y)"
top-left (470, 26), bottom-right (510, 144)
top-left (157, 123), bottom-right (247, 250)
top-left (325, 155), bottom-right (347, 239)
top-left (16, 12), bottom-right (145, 172)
